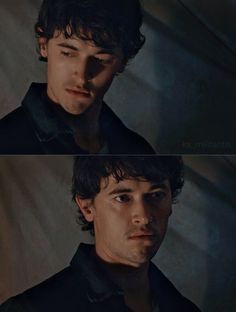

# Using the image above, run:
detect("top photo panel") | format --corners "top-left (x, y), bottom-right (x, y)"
top-left (0, 0), bottom-right (235, 155)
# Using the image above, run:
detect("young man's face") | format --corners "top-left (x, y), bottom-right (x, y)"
top-left (39, 31), bottom-right (124, 115)
top-left (78, 176), bottom-right (172, 267)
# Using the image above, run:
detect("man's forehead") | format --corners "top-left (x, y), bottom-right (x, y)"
top-left (51, 28), bottom-right (120, 52)
top-left (53, 27), bottom-right (89, 41)
top-left (100, 175), bottom-right (170, 192)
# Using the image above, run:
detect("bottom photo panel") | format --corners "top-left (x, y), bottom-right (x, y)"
top-left (0, 155), bottom-right (235, 312)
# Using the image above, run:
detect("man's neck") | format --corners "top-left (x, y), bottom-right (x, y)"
top-left (95, 254), bottom-right (153, 312)
top-left (51, 99), bottom-right (104, 153)
top-left (111, 265), bottom-right (152, 312)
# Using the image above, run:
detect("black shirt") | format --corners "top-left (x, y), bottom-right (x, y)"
top-left (0, 83), bottom-right (155, 154)
top-left (0, 243), bottom-right (201, 312)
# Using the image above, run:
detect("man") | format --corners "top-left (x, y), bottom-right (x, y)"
top-left (0, 0), bottom-right (154, 154)
top-left (0, 156), bottom-right (201, 311)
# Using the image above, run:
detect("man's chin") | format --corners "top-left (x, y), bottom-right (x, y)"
top-left (130, 246), bottom-right (159, 265)
top-left (61, 102), bottom-right (92, 116)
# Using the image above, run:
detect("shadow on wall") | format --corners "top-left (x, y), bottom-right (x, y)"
top-left (177, 0), bottom-right (236, 53)
top-left (185, 157), bottom-right (236, 311)
top-left (142, 0), bottom-right (236, 153)
top-left (155, 156), bottom-right (236, 311)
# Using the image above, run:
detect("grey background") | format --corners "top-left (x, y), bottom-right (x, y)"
top-left (0, 156), bottom-right (236, 311)
top-left (0, 0), bottom-right (235, 153)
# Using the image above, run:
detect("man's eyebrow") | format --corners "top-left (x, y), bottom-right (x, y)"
top-left (108, 187), bottom-right (133, 196)
top-left (57, 43), bottom-right (79, 51)
top-left (108, 183), bottom-right (169, 196)
top-left (149, 183), bottom-right (169, 191)
top-left (96, 49), bottom-right (115, 55)
top-left (57, 42), bottom-right (115, 55)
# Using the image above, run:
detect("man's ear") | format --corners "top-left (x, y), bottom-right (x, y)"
top-left (38, 37), bottom-right (48, 58)
top-left (75, 196), bottom-right (94, 222)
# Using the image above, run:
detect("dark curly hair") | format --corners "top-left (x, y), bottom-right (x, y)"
top-left (72, 156), bottom-right (184, 235)
top-left (35, 0), bottom-right (145, 68)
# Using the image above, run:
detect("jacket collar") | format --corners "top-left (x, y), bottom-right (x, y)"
top-left (70, 244), bottom-right (165, 307)
top-left (21, 83), bottom-right (126, 150)
top-left (70, 244), bottom-right (197, 311)
top-left (22, 83), bottom-right (73, 142)
top-left (70, 243), bottom-right (123, 303)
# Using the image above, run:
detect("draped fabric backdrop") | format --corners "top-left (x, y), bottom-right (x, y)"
top-left (0, 156), bottom-right (235, 311)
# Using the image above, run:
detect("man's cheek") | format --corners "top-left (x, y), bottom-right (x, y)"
top-left (94, 77), bottom-right (115, 95)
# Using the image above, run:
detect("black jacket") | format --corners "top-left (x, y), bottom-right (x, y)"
top-left (0, 244), bottom-right (201, 312)
top-left (0, 84), bottom-right (155, 154)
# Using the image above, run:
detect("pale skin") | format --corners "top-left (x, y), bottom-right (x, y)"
top-left (76, 177), bottom-right (172, 312)
top-left (38, 29), bottom-right (124, 153)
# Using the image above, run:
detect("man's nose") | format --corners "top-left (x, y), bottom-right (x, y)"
top-left (73, 59), bottom-right (91, 85)
top-left (131, 200), bottom-right (153, 225)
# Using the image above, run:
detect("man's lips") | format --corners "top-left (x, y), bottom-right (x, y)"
top-left (66, 88), bottom-right (90, 97)
top-left (128, 231), bottom-right (157, 240)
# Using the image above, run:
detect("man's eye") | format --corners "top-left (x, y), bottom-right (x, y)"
top-left (94, 57), bottom-right (111, 65)
top-left (114, 195), bottom-right (130, 203)
top-left (148, 192), bottom-right (166, 200)
top-left (95, 58), bottom-right (105, 64)
top-left (61, 51), bottom-right (72, 57)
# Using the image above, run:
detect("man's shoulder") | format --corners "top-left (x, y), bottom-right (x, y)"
top-left (0, 107), bottom-right (25, 126)
top-left (101, 104), bottom-right (156, 154)
top-left (0, 107), bottom-right (42, 154)
top-left (0, 266), bottom-right (86, 312)
top-left (120, 127), bottom-right (155, 154)
top-left (0, 107), bottom-right (30, 143)
top-left (150, 263), bottom-right (201, 312)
